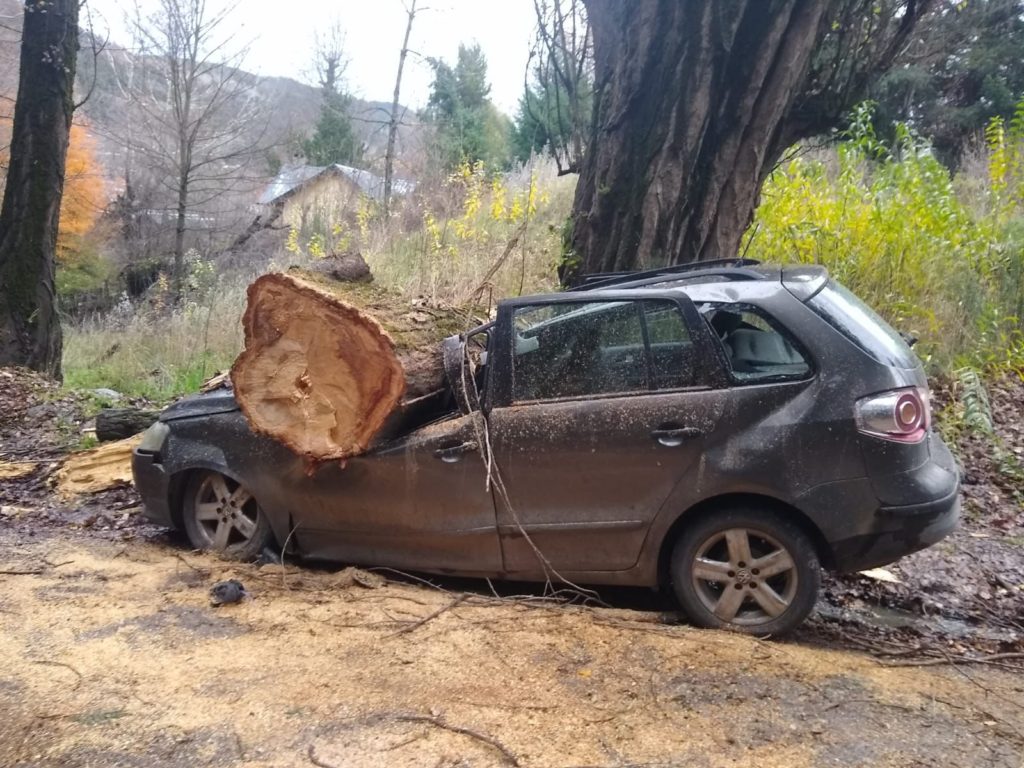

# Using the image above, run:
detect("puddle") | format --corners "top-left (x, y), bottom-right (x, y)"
top-left (818, 601), bottom-right (1020, 643)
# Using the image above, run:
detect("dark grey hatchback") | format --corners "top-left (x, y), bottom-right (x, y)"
top-left (132, 261), bottom-right (960, 635)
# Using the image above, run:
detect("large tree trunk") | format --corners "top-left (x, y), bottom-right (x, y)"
top-left (231, 271), bottom-right (471, 464)
top-left (566, 0), bottom-right (932, 281)
top-left (0, 0), bottom-right (79, 377)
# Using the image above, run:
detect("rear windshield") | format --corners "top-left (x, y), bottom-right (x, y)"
top-left (808, 281), bottom-right (918, 368)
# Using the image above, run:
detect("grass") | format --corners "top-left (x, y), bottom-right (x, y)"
top-left (63, 279), bottom-right (246, 402)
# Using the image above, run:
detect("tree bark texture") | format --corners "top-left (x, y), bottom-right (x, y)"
top-left (96, 408), bottom-right (160, 442)
top-left (568, 0), bottom-right (932, 280)
top-left (230, 271), bottom-right (471, 463)
top-left (0, 0), bottom-right (79, 377)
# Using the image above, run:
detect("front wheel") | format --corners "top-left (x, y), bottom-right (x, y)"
top-left (181, 471), bottom-right (272, 561)
top-left (670, 507), bottom-right (821, 636)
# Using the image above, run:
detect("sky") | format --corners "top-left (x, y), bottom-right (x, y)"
top-left (85, 0), bottom-right (539, 115)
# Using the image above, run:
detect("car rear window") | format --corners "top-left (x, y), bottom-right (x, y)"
top-left (808, 281), bottom-right (918, 368)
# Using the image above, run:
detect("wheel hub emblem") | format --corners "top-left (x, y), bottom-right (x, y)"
top-left (735, 569), bottom-right (751, 584)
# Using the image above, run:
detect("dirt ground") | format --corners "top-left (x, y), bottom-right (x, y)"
top-left (2, 368), bottom-right (1024, 767)
top-left (0, 520), bottom-right (1022, 768)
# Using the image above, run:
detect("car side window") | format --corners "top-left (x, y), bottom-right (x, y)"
top-left (511, 299), bottom-right (706, 402)
top-left (703, 304), bottom-right (811, 383)
top-left (643, 300), bottom-right (698, 390)
top-left (513, 301), bottom-right (648, 401)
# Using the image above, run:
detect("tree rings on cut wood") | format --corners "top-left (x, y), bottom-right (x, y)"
top-left (231, 272), bottom-right (407, 463)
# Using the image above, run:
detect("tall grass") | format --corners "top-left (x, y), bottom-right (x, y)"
top-left (62, 159), bottom-right (575, 400)
top-left (63, 273), bottom-right (247, 401)
top-left (288, 159), bottom-right (576, 305)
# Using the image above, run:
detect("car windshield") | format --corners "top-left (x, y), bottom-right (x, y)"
top-left (808, 281), bottom-right (918, 368)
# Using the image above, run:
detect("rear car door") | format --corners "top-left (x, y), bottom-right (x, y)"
top-left (485, 292), bottom-right (728, 576)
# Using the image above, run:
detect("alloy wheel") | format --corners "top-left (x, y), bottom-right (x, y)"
top-left (689, 526), bottom-right (799, 627)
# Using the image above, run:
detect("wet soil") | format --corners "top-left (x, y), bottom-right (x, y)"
top-left (2, 367), bottom-right (1023, 766)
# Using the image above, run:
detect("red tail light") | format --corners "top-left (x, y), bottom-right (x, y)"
top-left (856, 387), bottom-right (929, 443)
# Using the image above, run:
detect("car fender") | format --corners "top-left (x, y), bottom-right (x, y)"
top-left (160, 435), bottom-right (292, 548)
top-left (637, 478), bottom-right (815, 585)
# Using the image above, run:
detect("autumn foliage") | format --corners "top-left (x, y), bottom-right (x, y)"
top-left (56, 123), bottom-right (105, 262)
top-left (0, 118), bottom-right (103, 263)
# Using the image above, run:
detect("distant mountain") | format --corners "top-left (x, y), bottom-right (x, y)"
top-left (0, 2), bottom-right (424, 190)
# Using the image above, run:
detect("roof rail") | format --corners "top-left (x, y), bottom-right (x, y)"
top-left (567, 258), bottom-right (762, 292)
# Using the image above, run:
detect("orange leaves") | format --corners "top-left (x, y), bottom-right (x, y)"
top-left (57, 123), bottom-right (105, 263)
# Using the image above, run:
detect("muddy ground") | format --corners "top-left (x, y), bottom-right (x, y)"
top-left (1, 369), bottom-right (1023, 767)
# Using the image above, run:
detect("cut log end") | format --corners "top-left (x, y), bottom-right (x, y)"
top-left (230, 272), bottom-right (407, 462)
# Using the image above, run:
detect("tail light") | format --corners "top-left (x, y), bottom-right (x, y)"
top-left (856, 387), bottom-right (930, 443)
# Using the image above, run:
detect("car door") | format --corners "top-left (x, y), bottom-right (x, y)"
top-left (485, 293), bottom-right (728, 576)
top-left (285, 410), bottom-right (501, 574)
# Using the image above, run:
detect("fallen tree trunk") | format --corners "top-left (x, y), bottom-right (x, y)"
top-left (230, 270), bottom-right (474, 463)
top-left (95, 407), bottom-right (159, 442)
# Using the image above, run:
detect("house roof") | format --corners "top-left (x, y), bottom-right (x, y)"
top-left (258, 163), bottom-right (415, 205)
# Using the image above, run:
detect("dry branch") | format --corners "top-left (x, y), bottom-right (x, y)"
top-left (396, 713), bottom-right (521, 766)
top-left (389, 593), bottom-right (468, 636)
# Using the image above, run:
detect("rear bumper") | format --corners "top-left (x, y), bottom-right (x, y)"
top-left (799, 432), bottom-right (961, 572)
top-left (131, 450), bottom-right (175, 527)
top-left (830, 486), bottom-right (960, 572)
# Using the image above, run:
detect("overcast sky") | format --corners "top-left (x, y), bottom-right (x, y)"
top-left (85, 0), bottom-right (538, 115)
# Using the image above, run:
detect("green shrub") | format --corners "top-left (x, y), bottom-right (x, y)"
top-left (745, 102), bottom-right (1024, 375)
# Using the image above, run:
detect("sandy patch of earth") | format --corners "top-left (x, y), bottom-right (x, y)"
top-left (1, 524), bottom-right (1022, 768)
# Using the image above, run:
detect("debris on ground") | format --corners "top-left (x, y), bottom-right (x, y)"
top-left (54, 435), bottom-right (142, 497)
top-left (209, 578), bottom-right (249, 606)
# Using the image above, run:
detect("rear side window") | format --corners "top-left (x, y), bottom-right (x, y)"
top-left (808, 281), bottom-right (918, 368)
top-left (703, 305), bottom-right (811, 383)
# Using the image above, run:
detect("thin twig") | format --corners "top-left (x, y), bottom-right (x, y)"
top-left (389, 593), bottom-right (468, 636)
top-left (0, 568), bottom-right (44, 576)
top-left (880, 652), bottom-right (1024, 668)
top-left (396, 714), bottom-right (520, 766)
top-left (306, 744), bottom-right (340, 768)
top-left (31, 660), bottom-right (84, 690)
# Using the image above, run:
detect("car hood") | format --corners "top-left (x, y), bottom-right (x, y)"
top-left (160, 389), bottom-right (239, 422)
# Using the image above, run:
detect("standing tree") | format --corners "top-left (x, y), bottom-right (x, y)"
top-left (566, 0), bottom-right (935, 280)
top-left (383, 0), bottom-right (419, 216)
top-left (872, 0), bottom-right (1024, 166)
top-left (0, 0), bottom-right (79, 376)
top-left (514, 0), bottom-right (592, 173)
top-left (425, 43), bottom-right (512, 170)
top-left (303, 22), bottom-right (360, 167)
top-left (129, 0), bottom-right (267, 297)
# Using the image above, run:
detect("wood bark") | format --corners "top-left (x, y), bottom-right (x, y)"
top-left (566, 0), bottom-right (932, 281)
top-left (230, 271), bottom-right (471, 463)
top-left (0, 0), bottom-right (80, 377)
top-left (96, 408), bottom-right (160, 442)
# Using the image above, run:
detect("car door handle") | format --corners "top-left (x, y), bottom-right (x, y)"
top-left (433, 441), bottom-right (478, 463)
top-left (651, 427), bottom-right (703, 447)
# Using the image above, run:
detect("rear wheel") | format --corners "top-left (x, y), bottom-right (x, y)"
top-left (182, 471), bottom-right (272, 561)
top-left (670, 507), bottom-right (820, 636)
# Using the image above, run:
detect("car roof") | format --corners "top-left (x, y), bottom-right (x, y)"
top-left (505, 262), bottom-right (829, 307)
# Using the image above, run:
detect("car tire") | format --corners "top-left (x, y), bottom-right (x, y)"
top-left (670, 507), bottom-right (820, 636)
top-left (182, 470), bottom-right (272, 561)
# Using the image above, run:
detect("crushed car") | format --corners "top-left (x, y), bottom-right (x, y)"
top-left (132, 260), bottom-right (960, 635)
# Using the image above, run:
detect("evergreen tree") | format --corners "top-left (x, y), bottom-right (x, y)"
top-left (872, 0), bottom-right (1024, 166)
top-left (304, 91), bottom-right (361, 166)
top-left (303, 25), bottom-right (360, 167)
top-left (425, 44), bottom-right (512, 170)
